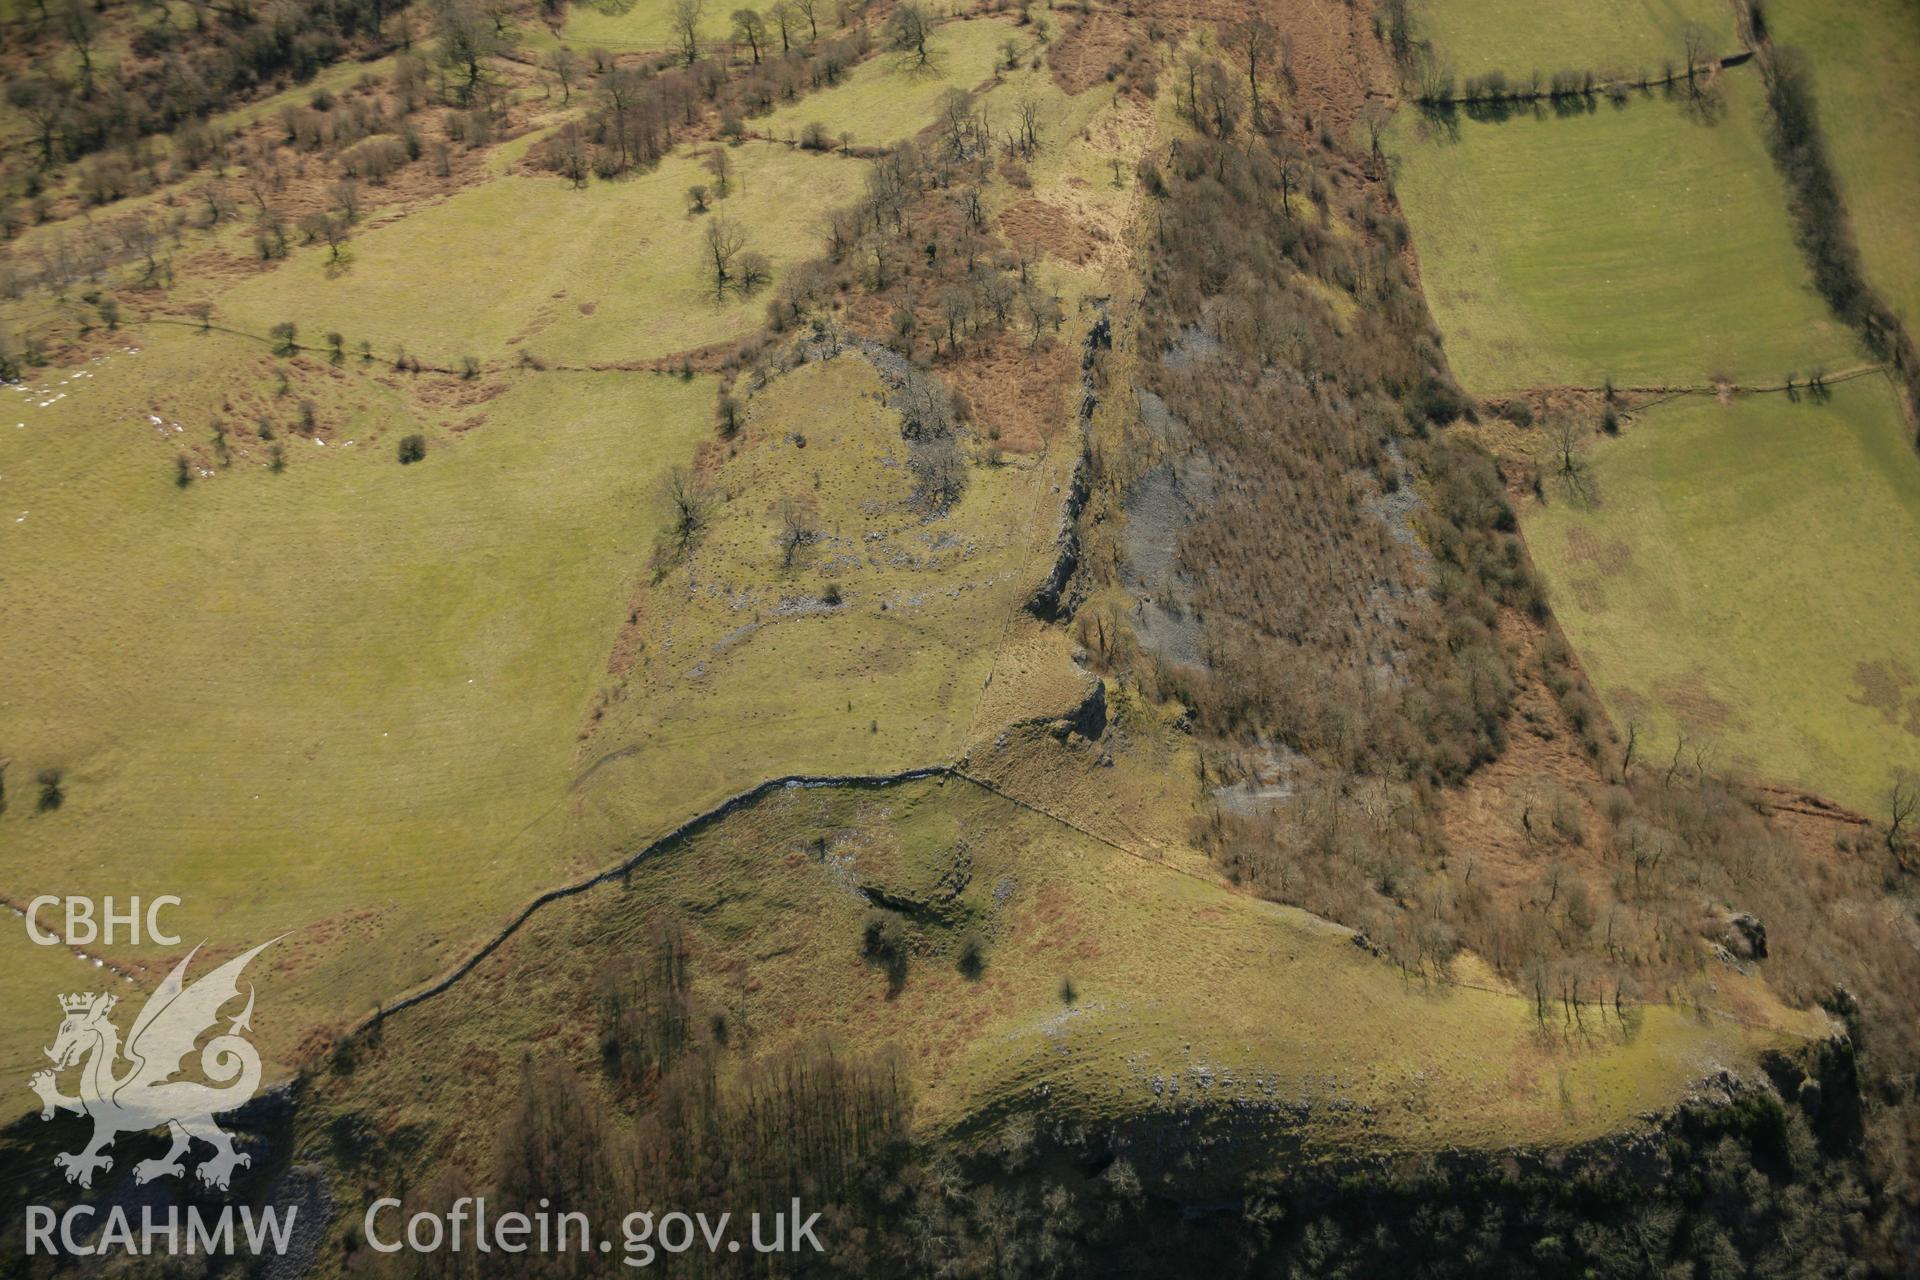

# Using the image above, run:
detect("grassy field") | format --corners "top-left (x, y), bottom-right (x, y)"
top-left (0, 328), bottom-right (717, 1085)
top-left (547, 0), bottom-right (731, 52)
top-left (1390, 70), bottom-right (1860, 393)
top-left (201, 142), bottom-right (867, 366)
top-left (1764, 0), bottom-right (1920, 334)
top-left (316, 773), bottom-right (1823, 1186)
top-left (0, 926), bottom-right (147, 1084)
top-left (1526, 377), bottom-right (1920, 813)
top-left (759, 16), bottom-right (1018, 148)
top-left (1412, 0), bottom-right (1737, 82)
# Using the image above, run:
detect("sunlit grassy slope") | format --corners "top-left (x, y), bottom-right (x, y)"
top-left (553, 0), bottom-right (730, 52)
top-left (202, 142), bottom-right (867, 365)
top-left (1389, 71), bottom-right (1858, 393)
top-left (569, 350), bottom-right (1082, 863)
top-left (322, 774), bottom-right (1823, 1179)
top-left (1412, 0), bottom-right (1737, 82)
top-left (1526, 377), bottom-right (1920, 813)
top-left (1764, 0), bottom-right (1920, 333)
top-left (760, 17), bottom-right (1017, 147)
top-left (0, 329), bottom-right (715, 1078)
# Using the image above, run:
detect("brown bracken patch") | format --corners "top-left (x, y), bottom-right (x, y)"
top-left (1564, 525), bottom-right (1633, 577)
top-left (1850, 659), bottom-right (1920, 738)
top-left (1045, 8), bottom-right (1139, 95)
top-left (1655, 673), bottom-right (1735, 733)
top-left (997, 197), bottom-right (1109, 267)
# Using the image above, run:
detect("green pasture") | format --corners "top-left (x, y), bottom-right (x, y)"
top-left (0, 328), bottom-right (715, 1083)
top-left (1526, 376), bottom-right (1920, 814)
top-left (201, 141), bottom-right (867, 366)
top-left (0, 927), bottom-right (146, 1085)
top-left (321, 773), bottom-right (1821, 1176)
top-left (1412, 0), bottom-right (1737, 82)
top-left (1390, 69), bottom-right (1860, 393)
top-left (1765, 0), bottom-right (1920, 334)
top-left (759, 16), bottom-right (1017, 147)
top-left (548, 0), bottom-right (731, 53)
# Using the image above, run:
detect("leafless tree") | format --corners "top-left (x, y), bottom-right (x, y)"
top-left (733, 249), bottom-right (771, 294)
top-left (670, 0), bottom-right (705, 66)
top-left (546, 46), bottom-right (578, 103)
top-left (1890, 769), bottom-right (1918, 857)
top-left (435, 0), bottom-right (507, 105)
top-left (7, 77), bottom-right (70, 169)
top-left (703, 147), bottom-right (733, 198)
top-left (909, 435), bottom-right (967, 510)
top-left (768, 0), bottom-right (798, 51)
top-left (660, 465), bottom-right (711, 557)
top-left (1013, 92), bottom-right (1040, 156)
top-left (730, 8), bottom-right (766, 64)
top-left (704, 215), bottom-right (746, 299)
top-left (1545, 413), bottom-right (1598, 505)
top-left (1680, 23), bottom-right (1714, 95)
top-left (1224, 17), bottom-right (1278, 130)
top-left (885, 2), bottom-right (933, 68)
top-left (775, 494), bottom-right (817, 566)
top-left (61, 0), bottom-right (95, 93)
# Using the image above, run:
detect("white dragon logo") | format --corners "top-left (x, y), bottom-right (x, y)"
top-left (28, 938), bottom-right (278, 1192)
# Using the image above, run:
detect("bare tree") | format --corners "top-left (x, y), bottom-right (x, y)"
top-left (1890, 769), bottom-right (1918, 857)
top-left (730, 8), bottom-right (766, 64)
top-left (703, 147), bottom-right (733, 198)
top-left (1545, 413), bottom-right (1597, 505)
top-left (61, 0), bottom-right (96, 93)
top-left (296, 211), bottom-right (350, 263)
top-left (1224, 17), bottom-right (1278, 130)
top-left (660, 465), bottom-right (712, 558)
top-left (792, 0), bottom-right (817, 40)
top-left (940, 285), bottom-right (971, 350)
top-left (1680, 23), bottom-right (1714, 95)
top-left (704, 215), bottom-right (746, 299)
top-left (768, 0), bottom-right (797, 52)
top-left (545, 46), bottom-right (578, 103)
top-left (733, 249), bottom-right (771, 294)
top-left (885, 2), bottom-right (933, 68)
top-left (7, 77), bottom-right (70, 169)
top-left (331, 177), bottom-right (362, 223)
top-left (1012, 93), bottom-right (1040, 156)
top-left (670, 0), bottom-right (705, 66)
top-left (775, 494), bottom-right (817, 566)
top-left (435, 0), bottom-right (508, 105)
top-left (909, 435), bottom-right (967, 510)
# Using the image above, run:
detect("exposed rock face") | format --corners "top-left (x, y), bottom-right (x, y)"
top-left (1027, 302), bottom-right (1108, 622)
top-left (1050, 678), bottom-right (1107, 743)
top-left (1723, 911), bottom-right (1768, 961)
top-left (1026, 449), bottom-right (1089, 621)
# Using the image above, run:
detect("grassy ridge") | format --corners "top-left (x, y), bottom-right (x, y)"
top-left (1390, 71), bottom-right (1858, 393)
top-left (1526, 377), bottom-right (1920, 812)
top-left (321, 775), bottom-right (1821, 1173)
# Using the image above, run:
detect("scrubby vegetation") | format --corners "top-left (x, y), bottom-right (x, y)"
top-left (1092, 59), bottom-right (1521, 785)
top-left (5, 0), bottom-right (1919, 1270)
